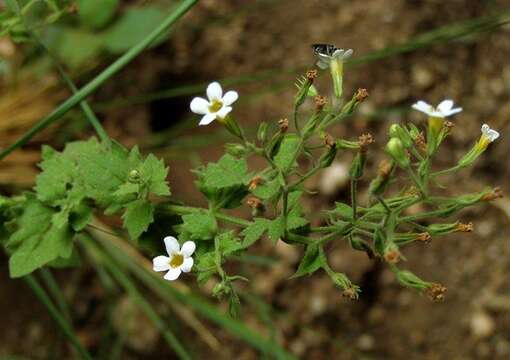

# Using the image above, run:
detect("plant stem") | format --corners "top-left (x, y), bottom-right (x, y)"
top-left (39, 268), bottom-right (71, 321)
top-left (24, 275), bottom-right (93, 360)
top-left (351, 179), bottom-right (358, 221)
top-left (0, 0), bottom-right (198, 160)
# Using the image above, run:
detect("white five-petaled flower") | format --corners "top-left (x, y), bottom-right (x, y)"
top-left (412, 100), bottom-right (463, 118)
top-left (190, 81), bottom-right (239, 126)
top-left (316, 48), bottom-right (353, 70)
top-left (481, 123), bottom-right (500, 142)
top-left (153, 237), bottom-right (195, 281)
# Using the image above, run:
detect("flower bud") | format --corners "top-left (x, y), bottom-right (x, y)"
top-left (385, 138), bottom-right (410, 168)
top-left (395, 269), bottom-right (431, 291)
top-left (369, 160), bottom-right (395, 196)
top-left (278, 118), bottom-right (289, 133)
top-left (128, 169), bottom-right (141, 183)
top-left (389, 124), bottom-right (413, 148)
top-left (318, 140), bottom-right (338, 168)
top-left (383, 245), bottom-right (401, 264)
top-left (349, 152), bottom-right (365, 180)
top-left (248, 176), bottom-right (263, 191)
top-left (426, 283), bottom-right (447, 301)
top-left (257, 122), bottom-right (268, 142)
top-left (294, 70), bottom-right (316, 107)
top-left (225, 143), bottom-right (247, 157)
top-left (481, 187), bottom-right (503, 201)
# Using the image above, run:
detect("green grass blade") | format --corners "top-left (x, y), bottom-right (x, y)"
top-left (24, 274), bottom-right (93, 360)
top-left (0, 0), bottom-right (199, 160)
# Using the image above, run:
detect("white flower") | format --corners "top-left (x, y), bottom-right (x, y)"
top-left (481, 123), bottom-right (500, 142)
top-left (412, 99), bottom-right (462, 118)
top-left (316, 48), bottom-right (353, 70)
top-left (153, 236), bottom-right (195, 281)
top-left (190, 81), bottom-right (238, 126)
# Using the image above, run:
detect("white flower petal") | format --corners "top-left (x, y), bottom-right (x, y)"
top-left (332, 49), bottom-right (345, 59)
top-left (199, 113), bottom-right (216, 126)
top-left (482, 124), bottom-right (500, 142)
top-left (181, 257), bottom-right (194, 273)
top-left (443, 107), bottom-right (462, 116)
top-left (412, 100), bottom-right (433, 115)
top-left (153, 256), bottom-right (170, 272)
top-left (216, 106), bottom-right (232, 119)
top-left (316, 60), bottom-right (329, 70)
top-left (164, 236), bottom-right (180, 255)
top-left (437, 99), bottom-right (454, 113)
top-left (207, 81), bottom-right (223, 101)
top-left (342, 49), bottom-right (353, 59)
top-left (190, 97), bottom-right (210, 115)
top-left (164, 267), bottom-right (181, 281)
top-left (318, 53), bottom-right (331, 61)
top-left (222, 91), bottom-right (238, 106)
top-left (181, 241), bottom-right (196, 257)
top-left (488, 129), bottom-right (500, 141)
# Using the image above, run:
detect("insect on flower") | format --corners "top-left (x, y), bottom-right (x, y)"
top-left (153, 236), bottom-right (196, 281)
top-left (190, 81), bottom-right (239, 126)
top-left (312, 43), bottom-right (353, 70)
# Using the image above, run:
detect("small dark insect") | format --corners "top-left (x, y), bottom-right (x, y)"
top-left (312, 43), bottom-right (338, 57)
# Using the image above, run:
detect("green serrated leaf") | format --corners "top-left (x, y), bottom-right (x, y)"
top-left (333, 202), bottom-right (354, 220)
top-left (291, 244), bottom-right (324, 278)
top-left (241, 218), bottom-right (269, 247)
top-left (216, 231), bottom-right (243, 256)
top-left (7, 199), bottom-right (74, 278)
top-left (195, 251), bottom-right (216, 284)
top-left (78, 0), bottom-right (119, 29)
top-left (204, 154), bottom-right (249, 189)
top-left (140, 153), bottom-right (171, 196)
top-left (267, 216), bottom-right (285, 243)
top-left (274, 134), bottom-right (301, 172)
top-left (104, 7), bottom-right (168, 53)
top-left (252, 178), bottom-right (280, 200)
top-left (122, 200), bottom-right (154, 239)
top-left (180, 212), bottom-right (217, 241)
top-left (55, 27), bottom-right (104, 68)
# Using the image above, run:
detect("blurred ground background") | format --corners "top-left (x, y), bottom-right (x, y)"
top-left (1, 0), bottom-right (510, 359)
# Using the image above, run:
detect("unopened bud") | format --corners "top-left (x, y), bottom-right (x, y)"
top-left (455, 222), bottom-right (473, 233)
top-left (246, 197), bottom-right (263, 210)
top-left (416, 232), bottom-right (431, 243)
top-left (314, 95), bottom-right (327, 112)
top-left (248, 176), bottom-right (263, 191)
top-left (385, 138), bottom-right (410, 168)
top-left (306, 69), bottom-right (318, 82)
top-left (324, 133), bottom-right (336, 148)
top-left (342, 287), bottom-right (359, 300)
top-left (225, 143), bottom-right (247, 157)
top-left (355, 88), bottom-right (369, 102)
top-left (384, 248), bottom-right (401, 264)
top-left (415, 132), bottom-right (427, 152)
top-left (481, 187), bottom-right (503, 201)
top-left (427, 283), bottom-right (447, 301)
top-left (257, 122), bottom-right (268, 142)
top-left (278, 118), bottom-right (289, 133)
top-left (358, 133), bottom-right (374, 153)
top-left (128, 169), bottom-right (141, 183)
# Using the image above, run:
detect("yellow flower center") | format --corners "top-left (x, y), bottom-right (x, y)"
top-left (208, 99), bottom-right (223, 113)
top-left (169, 253), bottom-right (184, 268)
